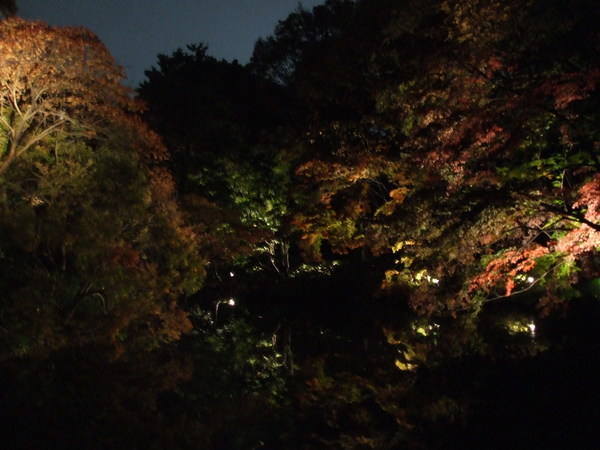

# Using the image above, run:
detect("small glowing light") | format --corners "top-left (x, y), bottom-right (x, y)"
top-left (506, 319), bottom-right (536, 336)
top-left (415, 326), bottom-right (428, 336)
top-left (227, 298), bottom-right (236, 306)
top-left (527, 276), bottom-right (535, 283)
top-left (229, 272), bottom-right (235, 277)
top-left (425, 275), bottom-right (440, 284)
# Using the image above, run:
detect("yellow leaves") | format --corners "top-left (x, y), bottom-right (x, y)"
top-left (383, 269), bottom-right (401, 284)
top-left (395, 358), bottom-right (418, 372)
top-left (391, 240), bottom-right (415, 253)
top-left (379, 269), bottom-right (405, 296)
top-left (383, 327), bottom-right (427, 372)
top-left (374, 201), bottom-right (396, 216)
top-left (347, 164), bottom-right (371, 183)
top-left (442, 0), bottom-right (516, 44)
top-left (504, 317), bottom-right (536, 336)
top-left (383, 326), bottom-right (403, 345)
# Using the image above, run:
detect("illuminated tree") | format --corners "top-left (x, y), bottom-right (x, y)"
top-left (382, 0), bottom-right (600, 314)
top-left (0, 19), bottom-right (204, 360)
top-left (0, 18), bottom-right (166, 177)
top-left (284, 0), bottom-right (600, 317)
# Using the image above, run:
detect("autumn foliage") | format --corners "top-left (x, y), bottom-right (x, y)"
top-left (0, 18), bottom-right (168, 175)
top-left (287, 0), bottom-right (600, 316)
top-left (2, 2), bottom-right (600, 447)
top-left (0, 18), bottom-right (204, 361)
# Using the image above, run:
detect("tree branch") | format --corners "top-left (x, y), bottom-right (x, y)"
top-left (541, 202), bottom-right (600, 232)
top-left (481, 260), bottom-right (567, 305)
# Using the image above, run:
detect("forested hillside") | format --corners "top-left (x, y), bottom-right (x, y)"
top-left (2, 0), bottom-right (600, 448)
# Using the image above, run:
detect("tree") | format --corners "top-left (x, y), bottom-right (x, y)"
top-left (251, 0), bottom-right (388, 153)
top-left (251, 0), bottom-right (357, 85)
top-left (288, 0), bottom-right (600, 315)
top-left (0, 18), bottom-right (165, 177)
top-left (139, 44), bottom-right (286, 196)
top-left (0, 19), bottom-right (205, 360)
top-left (381, 0), bottom-right (600, 314)
top-left (0, 0), bottom-right (16, 18)
top-left (139, 44), bottom-right (297, 276)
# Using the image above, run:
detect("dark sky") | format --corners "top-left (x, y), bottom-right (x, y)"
top-left (18, 0), bottom-right (324, 87)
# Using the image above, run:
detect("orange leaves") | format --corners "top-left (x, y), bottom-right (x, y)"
top-left (469, 246), bottom-right (549, 297)
top-left (124, 114), bottom-right (169, 162)
top-left (0, 18), bottom-right (165, 173)
top-left (296, 158), bottom-right (368, 184)
top-left (108, 243), bottom-right (141, 269)
top-left (474, 125), bottom-right (506, 151)
top-left (284, 0), bottom-right (600, 322)
top-left (556, 223), bottom-right (600, 256)
top-left (0, 18), bottom-right (207, 359)
top-left (389, 186), bottom-right (409, 203)
top-left (504, 277), bottom-right (516, 297)
top-left (297, 155), bottom-right (402, 185)
top-left (0, 19), bottom-right (127, 102)
top-left (442, 0), bottom-right (517, 61)
top-left (486, 55), bottom-right (504, 73)
top-left (149, 166), bottom-right (177, 204)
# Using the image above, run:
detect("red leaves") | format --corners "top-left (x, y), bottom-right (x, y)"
top-left (573, 173), bottom-right (600, 214)
top-left (537, 70), bottom-right (600, 111)
top-left (469, 246), bottom-right (550, 297)
top-left (288, 0), bottom-right (600, 318)
top-left (108, 244), bottom-right (141, 269)
top-left (486, 56), bottom-right (504, 73)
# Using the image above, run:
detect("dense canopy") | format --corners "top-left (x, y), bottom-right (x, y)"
top-left (2, 0), bottom-right (600, 448)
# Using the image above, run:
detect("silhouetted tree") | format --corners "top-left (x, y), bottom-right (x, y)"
top-left (0, 0), bottom-right (16, 18)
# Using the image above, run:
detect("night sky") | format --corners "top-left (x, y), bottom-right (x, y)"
top-left (18, 0), bottom-right (324, 87)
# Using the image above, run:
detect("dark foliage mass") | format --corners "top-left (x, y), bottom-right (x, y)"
top-left (0, 0), bottom-right (16, 18)
top-left (2, 0), bottom-right (600, 448)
